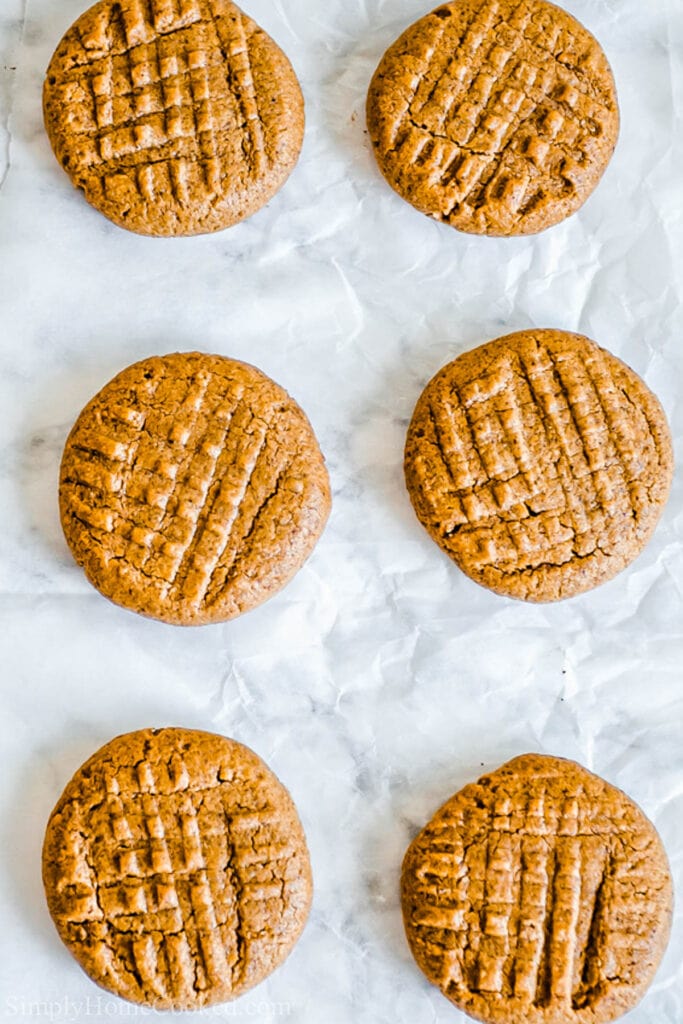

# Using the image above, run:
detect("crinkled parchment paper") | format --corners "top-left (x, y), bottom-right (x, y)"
top-left (0, 0), bottom-right (682, 1021)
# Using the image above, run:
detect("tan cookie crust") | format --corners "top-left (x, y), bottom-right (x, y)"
top-left (59, 352), bottom-right (330, 625)
top-left (404, 329), bottom-right (673, 601)
top-left (44, 0), bottom-right (304, 236)
top-left (367, 0), bottom-right (619, 236)
top-left (43, 727), bottom-right (312, 1010)
top-left (402, 753), bottom-right (673, 1024)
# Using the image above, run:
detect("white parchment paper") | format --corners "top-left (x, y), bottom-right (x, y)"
top-left (0, 1), bottom-right (682, 1021)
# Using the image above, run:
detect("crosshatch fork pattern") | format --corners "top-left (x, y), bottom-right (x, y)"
top-left (367, 0), bottom-right (619, 235)
top-left (405, 331), bottom-right (672, 601)
top-left (43, 730), bottom-right (312, 1009)
top-left (44, 0), bottom-right (304, 233)
top-left (402, 756), bottom-right (673, 1023)
top-left (59, 354), bottom-right (330, 625)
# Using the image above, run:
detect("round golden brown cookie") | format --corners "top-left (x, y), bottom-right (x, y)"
top-left (59, 352), bottom-right (330, 625)
top-left (402, 753), bottom-right (673, 1024)
top-left (404, 329), bottom-right (673, 601)
top-left (43, 727), bottom-right (312, 1010)
top-left (44, 0), bottom-right (304, 236)
top-left (367, 0), bottom-right (619, 235)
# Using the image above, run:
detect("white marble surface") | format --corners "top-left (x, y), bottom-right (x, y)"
top-left (1, 0), bottom-right (683, 1021)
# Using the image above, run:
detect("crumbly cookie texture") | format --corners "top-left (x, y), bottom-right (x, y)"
top-left (43, 728), bottom-right (312, 1010)
top-left (367, 0), bottom-right (619, 235)
top-left (404, 329), bottom-right (673, 601)
top-left (59, 352), bottom-right (330, 625)
top-left (44, 0), bottom-right (304, 236)
top-left (402, 753), bottom-right (673, 1024)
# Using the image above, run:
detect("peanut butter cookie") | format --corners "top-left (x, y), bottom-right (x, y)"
top-left (44, 0), bottom-right (304, 236)
top-left (402, 753), bottom-right (673, 1024)
top-left (60, 352), bottom-right (330, 625)
top-left (367, 0), bottom-right (619, 235)
top-left (43, 727), bottom-right (312, 1009)
top-left (404, 329), bottom-right (673, 601)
